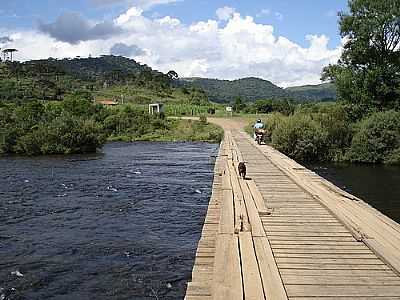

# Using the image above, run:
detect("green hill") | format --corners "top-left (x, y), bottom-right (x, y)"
top-left (180, 77), bottom-right (336, 103)
top-left (0, 56), bottom-right (211, 106)
top-left (286, 83), bottom-right (336, 101)
top-left (180, 77), bottom-right (289, 103)
top-left (1, 56), bottom-right (336, 105)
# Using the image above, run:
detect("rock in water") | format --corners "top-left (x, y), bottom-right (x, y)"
top-left (11, 270), bottom-right (24, 277)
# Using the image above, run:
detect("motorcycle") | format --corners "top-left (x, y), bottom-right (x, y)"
top-left (255, 129), bottom-right (265, 145)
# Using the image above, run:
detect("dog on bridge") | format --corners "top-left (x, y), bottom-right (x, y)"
top-left (238, 162), bottom-right (247, 179)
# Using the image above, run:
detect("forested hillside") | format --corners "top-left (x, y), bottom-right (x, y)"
top-left (180, 77), bottom-right (289, 103)
top-left (0, 55), bottom-right (203, 104)
top-left (0, 55), bottom-right (336, 105)
top-left (285, 83), bottom-right (336, 101)
top-left (180, 77), bottom-right (336, 103)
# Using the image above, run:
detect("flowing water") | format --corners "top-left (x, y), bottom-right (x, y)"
top-left (307, 163), bottom-right (400, 224)
top-left (0, 142), bottom-right (219, 300)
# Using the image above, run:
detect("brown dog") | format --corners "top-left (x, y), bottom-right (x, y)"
top-left (238, 162), bottom-right (246, 179)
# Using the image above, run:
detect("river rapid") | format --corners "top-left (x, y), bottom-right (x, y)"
top-left (0, 142), bottom-right (218, 300)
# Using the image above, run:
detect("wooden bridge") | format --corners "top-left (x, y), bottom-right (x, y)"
top-left (185, 118), bottom-right (400, 300)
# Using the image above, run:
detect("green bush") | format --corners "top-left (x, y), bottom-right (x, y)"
top-left (346, 111), bottom-right (400, 164)
top-left (272, 113), bottom-right (328, 162)
top-left (262, 113), bottom-right (285, 142)
top-left (0, 99), bottom-right (107, 155)
top-left (199, 115), bottom-right (208, 124)
top-left (313, 105), bottom-right (353, 161)
top-left (13, 115), bottom-right (106, 155)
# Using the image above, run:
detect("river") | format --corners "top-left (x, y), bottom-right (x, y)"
top-left (307, 163), bottom-right (400, 224)
top-left (0, 142), bottom-right (218, 300)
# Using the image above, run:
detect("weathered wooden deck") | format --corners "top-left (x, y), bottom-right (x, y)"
top-left (185, 123), bottom-right (400, 300)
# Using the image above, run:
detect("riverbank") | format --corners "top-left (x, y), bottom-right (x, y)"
top-left (107, 118), bottom-right (223, 143)
top-left (243, 107), bottom-right (400, 165)
top-left (0, 100), bottom-right (223, 156)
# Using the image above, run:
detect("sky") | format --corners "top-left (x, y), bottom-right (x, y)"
top-left (0, 0), bottom-right (349, 87)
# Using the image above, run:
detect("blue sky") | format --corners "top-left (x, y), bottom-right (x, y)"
top-left (0, 0), bottom-right (349, 86)
top-left (0, 0), bottom-right (347, 47)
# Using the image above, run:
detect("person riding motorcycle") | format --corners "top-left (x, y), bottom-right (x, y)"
top-left (254, 119), bottom-right (265, 140)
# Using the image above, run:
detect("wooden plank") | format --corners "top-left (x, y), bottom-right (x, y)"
top-left (240, 178), bottom-right (266, 237)
top-left (185, 296), bottom-right (211, 300)
top-left (281, 275), bottom-right (400, 285)
top-left (218, 190), bottom-right (234, 234)
top-left (263, 225), bottom-right (348, 232)
top-left (262, 220), bottom-right (342, 224)
top-left (262, 215), bottom-right (335, 219)
top-left (275, 253), bottom-right (377, 259)
top-left (266, 232), bottom-right (353, 237)
top-left (270, 241), bottom-right (371, 251)
top-left (364, 238), bottom-right (400, 276)
top-left (285, 285), bottom-right (400, 297)
top-left (290, 296), bottom-right (399, 300)
top-left (280, 268), bottom-right (397, 277)
top-left (273, 248), bottom-right (373, 254)
top-left (185, 282), bottom-right (211, 296)
top-left (212, 235), bottom-right (242, 300)
top-left (276, 257), bottom-right (385, 265)
top-left (247, 180), bottom-right (269, 212)
top-left (278, 263), bottom-right (390, 270)
top-left (238, 232), bottom-right (265, 300)
top-left (221, 171), bottom-right (231, 190)
top-left (253, 237), bottom-right (288, 300)
top-left (269, 240), bottom-right (362, 245)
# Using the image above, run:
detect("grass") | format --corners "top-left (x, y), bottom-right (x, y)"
top-left (107, 118), bottom-right (224, 143)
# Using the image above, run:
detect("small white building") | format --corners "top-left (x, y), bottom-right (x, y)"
top-left (149, 103), bottom-right (164, 115)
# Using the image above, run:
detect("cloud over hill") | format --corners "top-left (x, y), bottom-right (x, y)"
top-left (2, 5), bottom-right (342, 87)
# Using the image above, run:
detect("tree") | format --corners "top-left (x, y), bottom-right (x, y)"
top-left (167, 70), bottom-right (179, 81)
top-left (255, 99), bottom-right (273, 113)
top-left (233, 96), bottom-right (246, 112)
top-left (322, 0), bottom-right (400, 110)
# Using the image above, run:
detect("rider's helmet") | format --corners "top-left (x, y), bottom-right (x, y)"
top-left (256, 119), bottom-right (262, 123)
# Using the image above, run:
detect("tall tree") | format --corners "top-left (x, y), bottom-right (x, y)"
top-left (322, 0), bottom-right (400, 109)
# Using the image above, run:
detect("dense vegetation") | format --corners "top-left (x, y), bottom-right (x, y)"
top-left (180, 77), bottom-right (288, 103)
top-left (0, 56), bottom-right (165, 101)
top-left (322, 0), bottom-right (400, 111)
top-left (0, 97), bottom-right (223, 156)
top-left (246, 0), bottom-right (400, 165)
top-left (0, 55), bottom-right (225, 155)
top-left (286, 83), bottom-right (336, 102)
top-left (180, 77), bottom-right (336, 103)
top-left (249, 105), bottom-right (399, 164)
top-left (0, 55), bottom-right (212, 108)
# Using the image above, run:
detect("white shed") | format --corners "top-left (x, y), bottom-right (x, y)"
top-left (149, 103), bottom-right (164, 115)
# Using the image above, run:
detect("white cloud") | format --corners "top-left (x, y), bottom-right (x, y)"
top-left (156, 16), bottom-right (181, 27)
top-left (256, 9), bottom-right (271, 18)
top-left (216, 6), bottom-right (236, 21)
top-left (2, 8), bottom-right (342, 87)
top-left (115, 7), bottom-right (143, 25)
